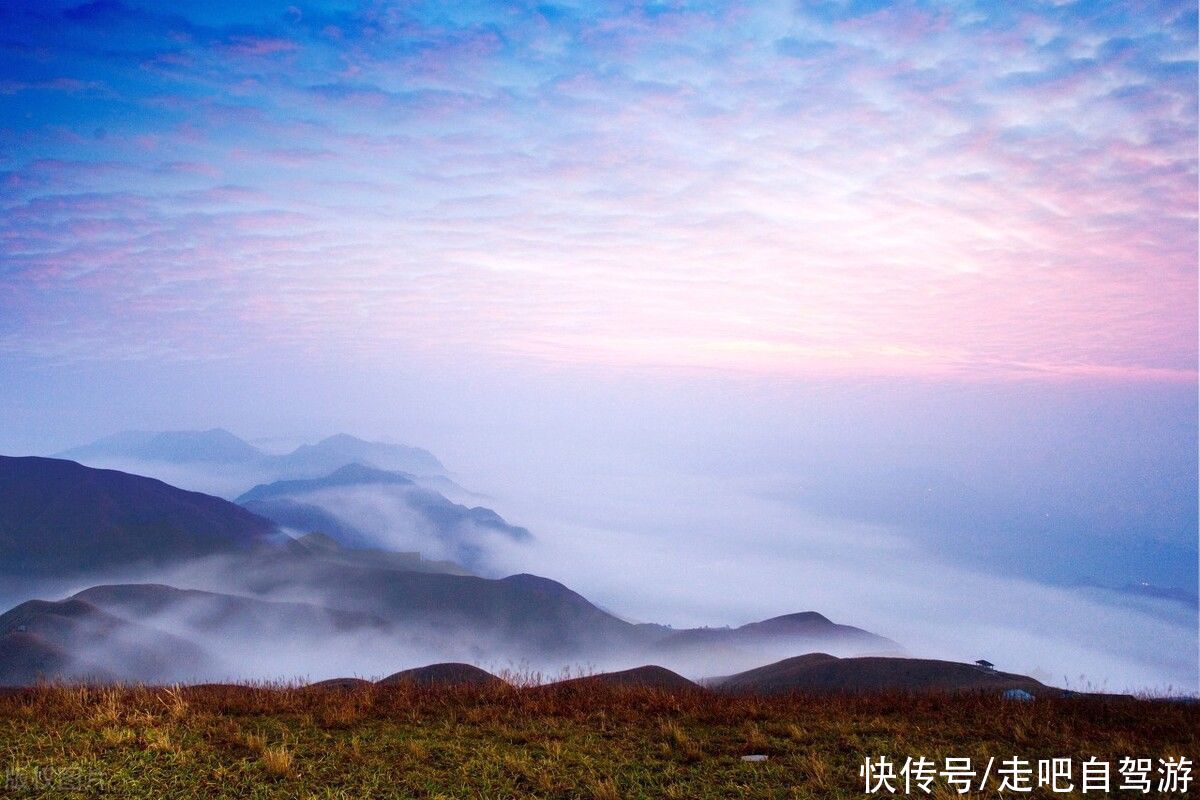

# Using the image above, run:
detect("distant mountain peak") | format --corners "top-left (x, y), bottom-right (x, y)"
top-left (501, 573), bottom-right (575, 593)
top-left (235, 464), bottom-right (415, 504)
top-left (328, 462), bottom-right (414, 481)
top-left (283, 435), bottom-right (444, 475)
top-left (57, 428), bottom-right (263, 464)
top-left (55, 430), bottom-right (446, 477)
top-left (751, 612), bottom-right (833, 627)
top-left (316, 433), bottom-right (365, 445)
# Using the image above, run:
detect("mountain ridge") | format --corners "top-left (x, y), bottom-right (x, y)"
top-left (0, 455), bottom-right (280, 576)
top-left (57, 430), bottom-right (445, 478)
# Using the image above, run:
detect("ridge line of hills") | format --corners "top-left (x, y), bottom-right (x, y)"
top-left (55, 429), bottom-right (446, 481)
top-left (0, 448), bottom-right (1054, 696)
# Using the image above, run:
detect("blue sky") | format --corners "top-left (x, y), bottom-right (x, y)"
top-left (1, 0), bottom-right (1195, 376)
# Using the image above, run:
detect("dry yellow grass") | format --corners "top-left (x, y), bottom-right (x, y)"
top-left (260, 745), bottom-right (294, 778)
top-left (588, 776), bottom-right (621, 800)
top-left (0, 682), bottom-right (1193, 799)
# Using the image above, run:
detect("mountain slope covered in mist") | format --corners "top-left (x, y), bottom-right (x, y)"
top-left (235, 464), bottom-right (530, 569)
top-left (660, 612), bottom-right (896, 652)
top-left (0, 596), bottom-right (211, 684)
top-left (290, 531), bottom-right (469, 575)
top-left (0, 456), bottom-right (903, 685)
top-left (648, 612), bottom-right (901, 674)
top-left (73, 584), bottom-right (391, 637)
top-left (227, 559), bottom-right (642, 657)
top-left (237, 463), bottom-right (419, 503)
top-left (0, 456), bottom-right (279, 575)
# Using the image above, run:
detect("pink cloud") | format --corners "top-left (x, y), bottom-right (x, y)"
top-left (0, 0), bottom-right (1192, 382)
top-left (223, 36), bottom-right (300, 57)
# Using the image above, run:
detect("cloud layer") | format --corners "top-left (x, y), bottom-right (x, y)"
top-left (0, 0), bottom-right (1195, 379)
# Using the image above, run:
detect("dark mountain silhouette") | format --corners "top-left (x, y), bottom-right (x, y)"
top-left (237, 463), bottom-right (417, 503)
top-left (352, 567), bottom-right (636, 653)
top-left (713, 654), bottom-right (1046, 695)
top-left (378, 663), bottom-right (505, 687)
top-left (0, 632), bottom-right (76, 685)
top-left (0, 456), bottom-right (279, 575)
top-left (655, 611), bottom-right (898, 666)
top-left (236, 464), bottom-right (530, 570)
top-left (739, 612), bottom-right (876, 638)
top-left (220, 554), bottom-right (651, 657)
top-left (0, 596), bottom-right (211, 684)
top-left (542, 665), bottom-right (699, 691)
top-left (56, 430), bottom-right (444, 477)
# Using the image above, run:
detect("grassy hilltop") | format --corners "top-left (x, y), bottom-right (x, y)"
top-left (0, 682), bottom-right (1195, 799)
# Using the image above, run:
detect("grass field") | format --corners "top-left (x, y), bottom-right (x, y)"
top-left (0, 682), bottom-right (1194, 799)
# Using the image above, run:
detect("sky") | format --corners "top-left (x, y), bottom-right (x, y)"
top-left (0, 1), bottom-right (1196, 686)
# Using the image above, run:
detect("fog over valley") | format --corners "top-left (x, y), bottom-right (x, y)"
top-left (3, 370), bottom-right (1194, 693)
